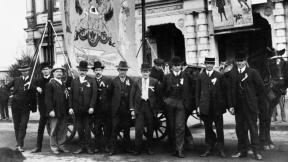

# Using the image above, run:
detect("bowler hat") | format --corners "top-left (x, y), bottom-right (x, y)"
top-left (77, 61), bottom-right (88, 71)
top-left (19, 63), bottom-right (31, 72)
top-left (141, 63), bottom-right (151, 71)
top-left (92, 61), bottom-right (105, 70)
top-left (235, 51), bottom-right (248, 62)
top-left (153, 58), bottom-right (164, 66)
top-left (204, 57), bottom-right (215, 64)
top-left (170, 56), bottom-right (182, 66)
top-left (116, 61), bottom-right (129, 70)
top-left (40, 62), bottom-right (52, 70)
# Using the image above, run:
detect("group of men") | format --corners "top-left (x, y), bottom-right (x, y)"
top-left (4, 53), bottom-right (266, 160)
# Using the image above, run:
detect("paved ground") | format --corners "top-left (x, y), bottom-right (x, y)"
top-left (0, 107), bottom-right (288, 162)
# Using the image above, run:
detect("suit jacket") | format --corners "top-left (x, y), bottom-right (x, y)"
top-left (0, 86), bottom-right (9, 103)
top-left (69, 76), bottom-right (97, 114)
top-left (5, 76), bottom-right (37, 112)
top-left (196, 70), bottom-right (226, 115)
top-left (229, 67), bottom-right (265, 113)
top-left (95, 76), bottom-right (112, 112)
top-left (130, 77), bottom-right (160, 115)
top-left (45, 78), bottom-right (68, 117)
top-left (110, 76), bottom-right (133, 117)
top-left (162, 71), bottom-right (193, 111)
top-left (34, 76), bottom-right (52, 116)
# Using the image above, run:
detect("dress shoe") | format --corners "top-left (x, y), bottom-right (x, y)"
top-left (146, 148), bottom-right (154, 155)
top-left (247, 149), bottom-right (254, 155)
top-left (109, 149), bottom-right (116, 156)
top-left (133, 151), bottom-right (141, 156)
top-left (254, 153), bottom-right (263, 160)
top-left (176, 151), bottom-right (184, 158)
top-left (87, 148), bottom-right (94, 154)
top-left (104, 146), bottom-right (110, 153)
top-left (31, 147), bottom-right (41, 153)
top-left (200, 150), bottom-right (211, 157)
top-left (94, 148), bottom-right (100, 153)
top-left (59, 148), bottom-right (70, 153)
top-left (219, 150), bottom-right (226, 158)
top-left (73, 148), bottom-right (85, 154)
top-left (231, 152), bottom-right (247, 158)
top-left (124, 148), bottom-right (135, 154)
top-left (16, 146), bottom-right (24, 152)
top-left (52, 150), bottom-right (60, 155)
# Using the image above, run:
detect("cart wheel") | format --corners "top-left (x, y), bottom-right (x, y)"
top-left (65, 115), bottom-right (76, 143)
top-left (144, 111), bottom-right (167, 142)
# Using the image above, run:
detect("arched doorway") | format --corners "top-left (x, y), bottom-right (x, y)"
top-left (216, 12), bottom-right (272, 77)
top-left (147, 23), bottom-right (185, 63)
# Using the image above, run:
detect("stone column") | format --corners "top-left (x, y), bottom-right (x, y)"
top-left (196, 11), bottom-right (210, 64)
top-left (184, 13), bottom-right (197, 65)
top-left (274, 1), bottom-right (287, 50)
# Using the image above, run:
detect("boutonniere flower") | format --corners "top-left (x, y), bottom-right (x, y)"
top-left (211, 78), bottom-right (217, 85)
top-left (86, 82), bottom-right (90, 87)
top-left (149, 86), bottom-right (155, 92)
top-left (100, 81), bottom-right (105, 87)
top-left (180, 78), bottom-right (184, 85)
top-left (126, 80), bottom-right (130, 86)
top-left (241, 73), bottom-right (248, 82)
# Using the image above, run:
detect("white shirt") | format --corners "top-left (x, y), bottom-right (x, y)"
top-left (22, 76), bottom-right (29, 81)
top-left (173, 71), bottom-right (181, 76)
top-left (141, 78), bottom-right (149, 101)
top-left (238, 66), bottom-right (246, 74)
top-left (54, 78), bottom-right (62, 85)
top-left (44, 75), bottom-right (50, 79)
top-left (79, 76), bottom-right (86, 83)
top-left (120, 77), bottom-right (126, 83)
top-left (206, 70), bottom-right (214, 77)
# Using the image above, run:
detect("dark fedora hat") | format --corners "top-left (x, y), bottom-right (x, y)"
top-left (204, 57), bottom-right (215, 64)
top-left (235, 51), bottom-right (248, 62)
top-left (153, 58), bottom-right (164, 66)
top-left (40, 62), bottom-right (52, 70)
top-left (141, 63), bottom-right (152, 71)
top-left (116, 61), bottom-right (129, 70)
top-left (92, 61), bottom-right (105, 70)
top-left (19, 63), bottom-right (31, 72)
top-left (170, 56), bottom-right (182, 66)
top-left (77, 61), bottom-right (89, 71)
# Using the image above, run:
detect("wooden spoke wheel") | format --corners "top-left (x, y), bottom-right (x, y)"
top-left (144, 111), bottom-right (167, 142)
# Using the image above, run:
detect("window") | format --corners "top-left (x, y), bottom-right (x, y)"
top-left (44, 0), bottom-right (60, 12)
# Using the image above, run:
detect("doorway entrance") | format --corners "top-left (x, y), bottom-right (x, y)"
top-left (147, 23), bottom-right (185, 63)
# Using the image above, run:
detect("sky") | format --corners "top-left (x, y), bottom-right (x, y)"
top-left (0, 1), bottom-right (27, 69)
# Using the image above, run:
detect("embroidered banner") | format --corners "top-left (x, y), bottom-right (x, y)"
top-left (61, 0), bottom-right (138, 73)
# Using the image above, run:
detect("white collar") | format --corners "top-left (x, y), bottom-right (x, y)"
top-left (22, 76), bottom-right (29, 81)
top-left (173, 71), bottom-right (181, 76)
top-left (119, 76), bottom-right (126, 82)
top-left (54, 78), bottom-right (62, 85)
top-left (44, 75), bottom-right (50, 79)
top-left (206, 69), bottom-right (214, 76)
top-left (238, 66), bottom-right (246, 73)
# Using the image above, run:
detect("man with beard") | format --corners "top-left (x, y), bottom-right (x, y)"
top-left (162, 56), bottom-right (192, 158)
top-left (31, 62), bottom-right (53, 153)
top-left (92, 61), bottom-right (112, 153)
top-left (229, 53), bottom-right (264, 160)
top-left (109, 61), bottom-right (134, 156)
top-left (45, 64), bottom-right (70, 155)
top-left (69, 61), bottom-right (97, 154)
top-left (5, 63), bottom-right (37, 152)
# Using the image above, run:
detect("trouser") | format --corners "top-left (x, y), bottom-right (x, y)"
top-left (110, 102), bottom-right (131, 150)
top-left (12, 107), bottom-right (30, 147)
top-left (49, 117), bottom-right (67, 151)
top-left (201, 114), bottom-right (224, 150)
top-left (75, 114), bottom-right (92, 149)
top-left (165, 98), bottom-right (185, 152)
top-left (272, 95), bottom-right (286, 121)
top-left (135, 100), bottom-right (154, 151)
top-left (35, 114), bottom-right (50, 149)
top-left (236, 99), bottom-right (260, 153)
top-left (0, 99), bottom-right (9, 119)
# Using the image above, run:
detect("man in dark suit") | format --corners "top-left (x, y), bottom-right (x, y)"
top-left (196, 57), bottom-right (226, 157)
top-left (162, 56), bottom-right (193, 158)
top-left (31, 62), bottom-right (52, 153)
top-left (69, 61), bottom-right (97, 154)
top-left (92, 61), bottom-right (112, 153)
top-left (5, 63), bottom-right (37, 152)
top-left (0, 80), bottom-right (10, 120)
top-left (150, 58), bottom-right (164, 82)
top-left (229, 53), bottom-right (264, 160)
top-left (109, 61), bottom-right (134, 156)
top-left (45, 65), bottom-right (70, 155)
top-left (130, 63), bottom-right (160, 155)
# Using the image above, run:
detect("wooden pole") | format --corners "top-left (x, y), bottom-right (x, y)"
top-left (47, 0), bottom-right (54, 65)
top-left (141, 0), bottom-right (147, 64)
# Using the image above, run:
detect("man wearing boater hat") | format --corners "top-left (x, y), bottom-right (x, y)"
top-left (196, 57), bottom-right (226, 158)
top-left (5, 63), bottom-right (37, 152)
top-left (229, 52), bottom-right (264, 160)
top-left (109, 61), bottom-right (134, 156)
top-left (162, 56), bottom-right (192, 158)
top-left (45, 64), bottom-right (70, 154)
top-left (31, 62), bottom-right (53, 153)
top-left (130, 63), bottom-right (161, 155)
top-left (69, 61), bottom-right (97, 154)
top-left (92, 61), bottom-right (112, 153)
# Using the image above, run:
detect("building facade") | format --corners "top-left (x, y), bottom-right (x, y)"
top-left (25, 0), bottom-right (288, 68)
